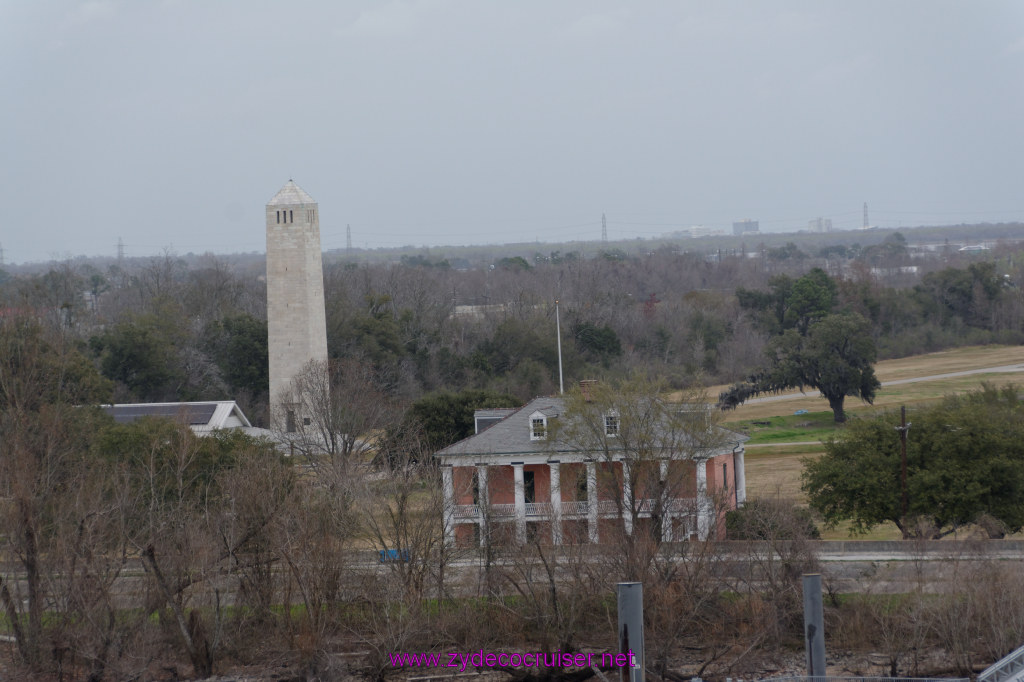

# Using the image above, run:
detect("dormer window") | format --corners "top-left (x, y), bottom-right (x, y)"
top-left (604, 412), bottom-right (619, 437)
top-left (529, 410), bottom-right (547, 440)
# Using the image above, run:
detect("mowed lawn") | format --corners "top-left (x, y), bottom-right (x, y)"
top-left (711, 345), bottom-right (1024, 539)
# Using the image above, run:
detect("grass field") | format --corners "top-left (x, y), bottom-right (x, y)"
top-left (713, 344), bottom-right (1024, 539)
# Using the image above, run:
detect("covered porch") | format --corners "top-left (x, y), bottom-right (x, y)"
top-left (441, 454), bottom-right (744, 546)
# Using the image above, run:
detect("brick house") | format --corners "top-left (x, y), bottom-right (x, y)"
top-left (435, 395), bottom-right (748, 546)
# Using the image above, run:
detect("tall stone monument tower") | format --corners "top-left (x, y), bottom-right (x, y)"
top-left (266, 180), bottom-right (329, 427)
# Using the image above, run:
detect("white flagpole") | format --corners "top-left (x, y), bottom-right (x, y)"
top-left (555, 299), bottom-right (564, 395)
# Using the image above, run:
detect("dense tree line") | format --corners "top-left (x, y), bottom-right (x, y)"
top-left (2, 234), bottom-right (1021, 428)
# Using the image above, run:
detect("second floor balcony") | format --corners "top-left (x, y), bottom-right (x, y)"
top-left (452, 498), bottom-right (696, 521)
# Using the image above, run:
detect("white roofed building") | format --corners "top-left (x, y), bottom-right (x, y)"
top-left (100, 401), bottom-right (260, 436)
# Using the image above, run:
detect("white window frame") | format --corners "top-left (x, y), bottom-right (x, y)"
top-left (529, 411), bottom-right (547, 441)
top-left (604, 411), bottom-right (620, 437)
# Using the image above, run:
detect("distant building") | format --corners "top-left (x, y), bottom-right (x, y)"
top-left (265, 180), bottom-right (329, 431)
top-left (101, 401), bottom-right (255, 436)
top-left (451, 303), bottom-right (510, 319)
top-left (808, 217), bottom-right (832, 233)
top-left (732, 219), bottom-right (759, 236)
top-left (686, 225), bottom-right (725, 238)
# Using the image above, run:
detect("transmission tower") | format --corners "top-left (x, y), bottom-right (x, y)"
top-left (863, 202), bottom-right (869, 229)
top-left (601, 213), bottom-right (607, 242)
top-left (117, 237), bottom-right (124, 261)
top-left (346, 224), bottom-right (352, 254)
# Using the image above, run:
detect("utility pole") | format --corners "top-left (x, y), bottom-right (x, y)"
top-left (863, 202), bottom-right (869, 229)
top-left (346, 224), bottom-right (352, 254)
top-left (602, 213), bottom-right (607, 242)
top-left (896, 405), bottom-right (911, 524)
top-left (117, 237), bottom-right (124, 262)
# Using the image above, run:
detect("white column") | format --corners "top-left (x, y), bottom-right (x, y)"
top-left (549, 462), bottom-right (563, 545)
top-left (477, 464), bottom-right (489, 547)
top-left (513, 463), bottom-right (526, 544)
top-left (734, 448), bottom-right (747, 506)
top-left (622, 459), bottom-right (634, 536)
top-left (442, 465), bottom-right (455, 545)
top-left (696, 458), bottom-right (710, 541)
top-left (587, 461), bottom-right (599, 543)
top-left (660, 459), bottom-right (673, 542)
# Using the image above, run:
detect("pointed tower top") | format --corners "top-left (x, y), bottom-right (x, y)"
top-left (268, 180), bottom-right (316, 206)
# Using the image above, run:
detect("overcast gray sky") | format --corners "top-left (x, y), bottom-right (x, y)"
top-left (2, 1), bottom-right (1023, 263)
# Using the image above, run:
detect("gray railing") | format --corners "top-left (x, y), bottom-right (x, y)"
top-left (759, 677), bottom-right (967, 682)
top-left (453, 504), bottom-right (479, 519)
top-left (452, 499), bottom-right (698, 520)
top-left (980, 643), bottom-right (1024, 682)
top-left (561, 500), bottom-right (589, 515)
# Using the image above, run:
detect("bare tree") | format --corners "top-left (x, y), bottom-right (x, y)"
top-left (725, 494), bottom-right (820, 653)
top-left (643, 538), bottom-right (732, 680)
top-left (551, 377), bottom-right (733, 578)
top-left (359, 441), bottom-right (448, 603)
top-left (0, 315), bottom-right (113, 673)
top-left (276, 483), bottom-right (357, 657)
top-left (276, 358), bottom-right (402, 478)
top-left (496, 534), bottom-right (605, 673)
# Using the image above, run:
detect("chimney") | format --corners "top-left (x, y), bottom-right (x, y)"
top-left (579, 379), bottom-right (598, 401)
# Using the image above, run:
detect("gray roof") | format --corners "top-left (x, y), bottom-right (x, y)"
top-left (475, 408), bottom-right (518, 420)
top-left (100, 401), bottom-right (253, 433)
top-left (267, 180), bottom-right (316, 207)
top-left (435, 396), bottom-right (748, 461)
top-left (438, 397), bottom-right (563, 458)
top-left (104, 403), bottom-right (215, 424)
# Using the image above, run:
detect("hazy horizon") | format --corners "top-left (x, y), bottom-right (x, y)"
top-left (3, 1), bottom-right (1023, 264)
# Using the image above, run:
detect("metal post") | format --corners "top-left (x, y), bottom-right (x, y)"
top-left (802, 573), bottom-right (826, 678)
top-left (617, 582), bottom-right (644, 682)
